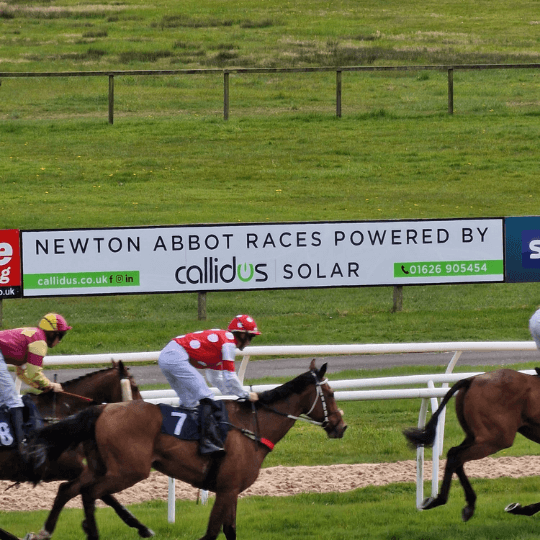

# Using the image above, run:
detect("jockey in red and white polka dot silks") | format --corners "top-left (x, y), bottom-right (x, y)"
top-left (158, 315), bottom-right (261, 408)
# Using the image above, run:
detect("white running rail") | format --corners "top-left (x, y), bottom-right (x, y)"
top-left (40, 341), bottom-right (539, 514)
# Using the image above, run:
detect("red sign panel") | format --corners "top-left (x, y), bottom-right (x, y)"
top-left (0, 229), bottom-right (22, 298)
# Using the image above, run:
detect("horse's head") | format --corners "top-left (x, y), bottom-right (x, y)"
top-left (305, 359), bottom-right (347, 439)
top-left (60, 360), bottom-right (142, 404)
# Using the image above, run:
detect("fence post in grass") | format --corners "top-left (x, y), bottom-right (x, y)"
top-left (108, 74), bottom-right (114, 125)
top-left (336, 70), bottom-right (342, 118)
top-left (392, 285), bottom-right (403, 312)
top-left (223, 71), bottom-right (230, 121)
top-left (198, 292), bottom-right (207, 320)
top-left (447, 68), bottom-right (453, 115)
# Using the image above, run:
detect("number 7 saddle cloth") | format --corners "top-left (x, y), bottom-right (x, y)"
top-left (158, 401), bottom-right (230, 442)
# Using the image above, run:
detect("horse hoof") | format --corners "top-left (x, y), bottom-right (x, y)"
top-left (505, 503), bottom-right (521, 514)
top-left (462, 506), bottom-right (474, 522)
top-left (139, 529), bottom-right (155, 538)
top-left (420, 497), bottom-right (437, 510)
top-left (23, 531), bottom-right (51, 540)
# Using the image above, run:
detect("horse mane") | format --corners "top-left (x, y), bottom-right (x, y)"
top-left (61, 364), bottom-right (121, 388)
top-left (257, 370), bottom-right (316, 405)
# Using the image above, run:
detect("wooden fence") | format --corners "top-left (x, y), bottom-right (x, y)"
top-left (1, 63), bottom-right (539, 124)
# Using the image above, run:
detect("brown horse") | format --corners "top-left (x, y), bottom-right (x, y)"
top-left (403, 368), bottom-right (540, 522)
top-left (2, 361), bottom-right (154, 540)
top-left (30, 360), bottom-right (347, 540)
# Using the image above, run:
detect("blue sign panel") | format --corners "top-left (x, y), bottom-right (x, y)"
top-left (505, 216), bottom-right (540, 282)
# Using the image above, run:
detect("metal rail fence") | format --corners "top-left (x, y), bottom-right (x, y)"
top-left (40, 340), bottom-right (538, 513)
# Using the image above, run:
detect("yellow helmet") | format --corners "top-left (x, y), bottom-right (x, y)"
top-left (38, 313), bottom-right (72, 332)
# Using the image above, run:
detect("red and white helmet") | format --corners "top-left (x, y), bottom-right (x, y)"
top-left (38, 313), bottom-right (72, 333)
top-left (227, 314), bottom-right (261, 336)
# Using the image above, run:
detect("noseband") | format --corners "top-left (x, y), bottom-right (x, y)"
top-left (302, 373), bottom-right (330, 427)
top-left (261, 371), bottom-right (334, 428)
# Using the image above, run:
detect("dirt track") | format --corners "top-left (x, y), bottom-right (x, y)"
top-left (2, 455), bottom-right (540, 512)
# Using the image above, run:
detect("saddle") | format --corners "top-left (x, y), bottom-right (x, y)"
top-left (158, 400), bottom-right (229, 444)
top-left (0, 395), bottom-right (44, 449)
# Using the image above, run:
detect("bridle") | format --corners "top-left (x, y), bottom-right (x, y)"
top-left (260, 371), bottom-right (335, 429)
top-left (231, 371), bottom-right (340, 451)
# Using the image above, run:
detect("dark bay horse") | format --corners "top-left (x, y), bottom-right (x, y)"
top-left (31, 360), bottom-right (347, 540)
top-left (2, 361), bottom-right (154, 540)
top-left (403, 368), bottom-right (540, 522)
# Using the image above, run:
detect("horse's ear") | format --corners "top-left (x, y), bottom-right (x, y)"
top-left (309, 358), bottom-right (317, 371)
top-left (318, 363), bottom-right (327, 379)
top-left (117, 360), bottom-right (125, 372)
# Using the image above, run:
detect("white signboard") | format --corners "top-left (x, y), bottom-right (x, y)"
top-left (21, 219), bottom-right (504, 297)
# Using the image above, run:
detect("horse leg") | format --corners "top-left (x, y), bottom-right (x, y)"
top-left (504, 425), bottom-right (540, 517)
top-left (199, 492), bottom-right (239, 540)
top-left (100, 494), bottom-right (155, 538)
top-left (28, 484), bottom-right (153, 540)
top-left (423, 437), bottom-right (502, 518)
top-left (0, 527), bottom-right (21, 540)
top-left (505, 501), bottom-right (540, 516)
top-left (454, 465), bottom-right (477, 522)
top-left (81, 490), bottom-right (99, 540)
top-left (24, 480), bottom-right (82, 540)
top-left (221, 497), bottom-right (238, 540)
top-left (420, 446), bottom-right (458, 510)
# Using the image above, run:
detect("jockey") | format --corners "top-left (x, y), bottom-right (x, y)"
top-left (158, 314), bottom-right (261, 455)
top-left (0, 313), bottom-right (71, 466)
top-left (530, 307), bottom-right (540, 349)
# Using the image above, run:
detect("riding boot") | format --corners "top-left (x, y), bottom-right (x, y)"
top-left (9, 407), bottom-right (47, 473)
top-left (198, 398), bottom-right (226, 457)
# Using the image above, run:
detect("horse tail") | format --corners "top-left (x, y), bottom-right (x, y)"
top-left (403, 377), bottom-right (473, 449)
top-left (29, 404), bottom-right (106, 463)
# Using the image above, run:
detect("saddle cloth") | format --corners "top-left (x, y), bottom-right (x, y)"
top-left (0, 395), bottom-right (44, 448)
top-left (158, 401), bottom-right (229, 442)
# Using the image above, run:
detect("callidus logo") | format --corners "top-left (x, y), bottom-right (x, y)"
top-left (175, 257), bottom-right (267, 285)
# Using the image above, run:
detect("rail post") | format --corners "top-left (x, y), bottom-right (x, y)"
top-left (336, 70), bottom-right (342, 118)
top-left (447, 68), bottom-right (453, 115)
top-left (198, 291), bottom-right (207, 320)
top-left (392, 285), bottom-right (403, 312)
top-left (223, 71), bottom-right (230, 121)
top-left (108, 74), bottom-right (114, 125)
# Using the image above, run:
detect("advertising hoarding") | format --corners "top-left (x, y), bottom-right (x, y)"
top-left (0, 229), bottom-right (22, 298)
top-left (20, 219), bottom-right (504, 297)
top-left (505, 216), bottom-right (540, 282)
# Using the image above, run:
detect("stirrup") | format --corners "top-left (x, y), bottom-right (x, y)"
top-left (199, 440), bottom-right (226, 457)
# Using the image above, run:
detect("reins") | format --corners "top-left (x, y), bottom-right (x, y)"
top-left (58, 390), bottom-right (95, 403)
top-left (258, 372), bottom-right (331, 428)
top-left (250, 386), bottom-right (261, 450)
top-left (231, 372), bottom-right (333, 450)
top-left (39, 390), bottom-right (97, 423)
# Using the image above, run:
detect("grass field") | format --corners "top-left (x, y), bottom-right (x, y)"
top-left (4, 480), bottom-right (540, 540)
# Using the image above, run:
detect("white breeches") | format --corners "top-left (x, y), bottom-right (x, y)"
top-left (158, 341), bottom-right (214, 408)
